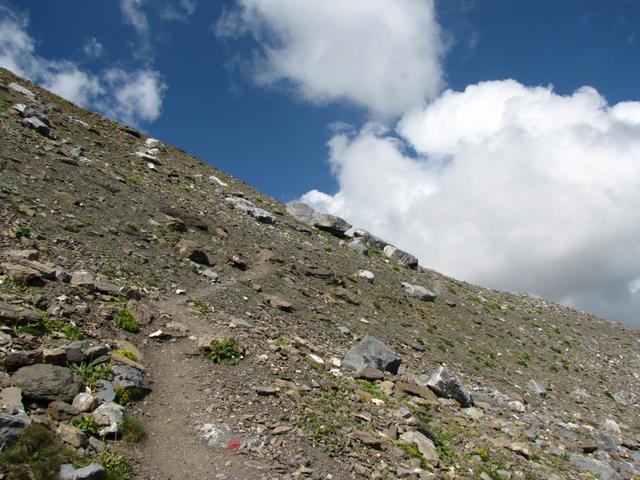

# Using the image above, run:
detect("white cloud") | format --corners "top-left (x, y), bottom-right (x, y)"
top-left (97, 69), bottom-right (167, 124)
top-left (217, 0), bottom-right (444, 117)
top-left (301, 80), bottom-right (640, 327)
top-left (159, 0), bottom-right (196, 22)
top-left (119, 0), bottom-right (149, 37)
top-left (0, 5), bottom-right (166, 125)
top-left (83, 37), bottom-right (104, 58)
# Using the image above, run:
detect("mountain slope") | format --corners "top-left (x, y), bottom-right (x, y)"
top-left (0, 67), bottom-right (638, 480)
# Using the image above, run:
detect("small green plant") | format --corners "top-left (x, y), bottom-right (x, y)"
top-left (114, 385), bottom-right (143, 405)
top-left (323, 243), bottom-right (332, 252)
top-left (122, 415), bottom-right (146, 443)
top-left (115, 349), bottom-right (139, 363)
top-left (70, 362), bottom-right (113, 391)
top-left (398, 442), bottom-right (427, 469)
top-left (200, 338), bottom-right (243, 365)
top-left (99, 452), bottom-right (132, 480)
top-left (125, 223), bottom-right (138, 233)
top-left (144, 276), bottom-right (160, 288)
top-left (64, 224), bottom-right (81, 233)
top-left (372, 300), bottom-right (382, 311)
top-left (187, 297), bottom-right (210, 315)
top-left (115, 309), bottom-right (139, 333)
top-left (11, 225), bottom-right (31, 239)
top-left (71, 415), bottom-right (102, 436)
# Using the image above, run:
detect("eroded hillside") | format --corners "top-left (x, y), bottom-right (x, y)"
top-left (0, 68), bottom-right (639, 480)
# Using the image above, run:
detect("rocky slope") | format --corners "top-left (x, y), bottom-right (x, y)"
top-left (0, 67), bottom-right (638, 480)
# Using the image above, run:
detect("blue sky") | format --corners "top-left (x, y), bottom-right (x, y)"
top-left (2, 0), bottom-right (640, 327)
top-left (9, 0), bottom-right (640, 200)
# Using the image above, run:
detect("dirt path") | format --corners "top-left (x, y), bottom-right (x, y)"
top-left (130, 291), bottom-right (276, 480)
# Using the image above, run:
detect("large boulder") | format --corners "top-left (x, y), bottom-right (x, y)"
top-left (10, 364), bottom-right (84, 402)
top-left (401, 282), bottom-right (436, 301)
top-left (418, 366), bottom-right (473, 407)
top-left (225, 196), bottom-right (276, 224)
top-left (287, 202), bottom-right (351, 236)
top-left (352, 229), bottom-right (389, 250)
top-left (286, 202), bottom-right (316, 224)
top-left (342, 335), bottom-right (402, 375)
top-left (383, 245), bottom-right (419, 269)
top-left (312, 213), bottom-right (351, 236)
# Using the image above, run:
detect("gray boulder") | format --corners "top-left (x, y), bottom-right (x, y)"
top-left (111, 365), bottom-right (151, 395)
top-left (10, 364), bottom-right (84, 402)
top-left (286, 202), bottom-right (316, 224)
top-left (383, 245), bottom-right (419, 269)
top-left (347, 238), bottom-right (369, 256)
top-left (21, 117), bottom-right (51, 136)
top-left (224, 196), bottom-right (276, 224)
top-left (401, 282), bottom-right (436, 301)
top-left (342, 335), bottom-right (402, 374)
top-left (96, 380), bottom-right (116, 404)
top-left (287, 202), bottom-right (352, 236)
top-left (613, 390), bottom-right (636, 406)
top-left (313, 214), bottom-right (351, 236)
top-left (8, 82), bottom-right (35, 99)
top-left (60, 463), bottom-right (107, 480)
top-left (353, 229), bottom-right (389, 250)
top-left (419, 366), bottom-right (473, 407)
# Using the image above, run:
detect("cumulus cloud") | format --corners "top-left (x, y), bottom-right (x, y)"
top-left (216, 0), bottom-right (445, 117)
top-left (83, 37), bottom-right (104, 59)
top-left (97, 69), bottom-right (167, 124)
top-left (301, 80), bottom-right (640, 327)
top-left (0, 4), bottom-right (166, 125)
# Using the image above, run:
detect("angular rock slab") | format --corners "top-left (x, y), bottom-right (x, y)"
top-left (342, 335), bottom-right (402, 375)
top-left (60, 463), bottom-right (107, 480)
top-left (419, 366), bottom-right (473, 407)
top-left (10, 364), bottom-right (84, 402)
top-left (383, 245), bottom-right (418, 269)
top-left (401, 282), bottom-right (436, 301)
top-left (225, 196), bottom-right (276, 224)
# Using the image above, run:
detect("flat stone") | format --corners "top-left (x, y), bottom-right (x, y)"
top-left (0, 301), bottom-right (42, 323)
top-left (42, 347), bottom-right (67, 365)
top-left (354, 367), bottom-right (384, 381)
top-left (225, 196), bottom-right (276, 224)
top-left (47, 400), bottom-right (79, 421)
top-left (396, 381), bottom-right (439, 405)
top-left (255, 386), bottom-right (279, 396)
top-left (10, 364), bottom-right (84, 402)
top-left (264, 295), bottom-right (293, 312)
top-left (4, 349), bottom-right (43, 371)
top-left (400, 431), bottom-right (439, 463)
top-left (8, 82), bottom-right (35, 99)
top-left (570, 453), bottom-right (622, 480)
top-left (60, 463), bottom-right (107, 480)
top-left (57, 422), bottom-right (87, 448)
top-left (401, 282), bottom-right (436, 301)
